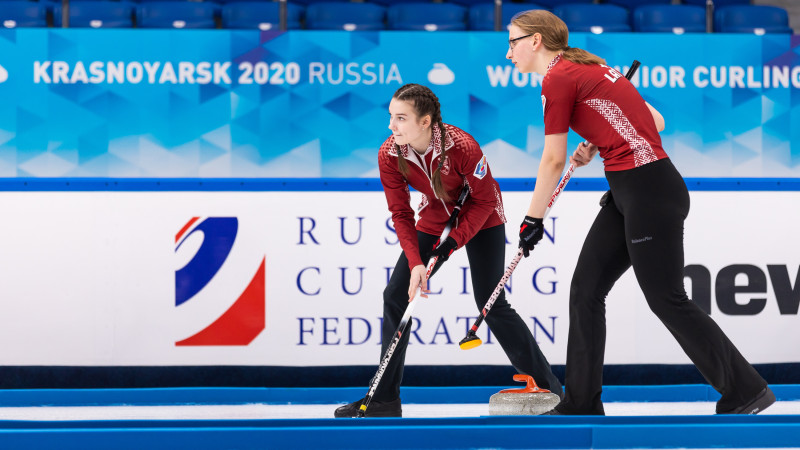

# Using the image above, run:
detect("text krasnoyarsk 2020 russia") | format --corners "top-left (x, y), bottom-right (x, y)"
top-left (32, 61), bottom-right (403, 86)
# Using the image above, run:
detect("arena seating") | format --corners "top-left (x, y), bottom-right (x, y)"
top-left (305, 2), bottom-right (385, 31)
top-left (606, 0), bottom-right (671, 9)
top-left (469, 2), bottom-right (547, 31)
top-left (633, 4), bottom-right (706, 33)
top-left (445, 0), bottom-right (498, 6)
top-left (136, 2), bottom-right (218, 29)
top-left (222, 1), bottom-right (303, 30)
top-left (552, 3), bottom-right (631, 33)
top-left (0, 0), bottom-right (794, 34)
top-left (387, 3), bottom-right (467, 31)
top-left (53, 1), bottom-right (135, 28)
top-left (681, 0), bottom-right (750, 5)
top-left (0, 0), bottom-right (48, 28)
top-left (368, 0), bottom-right (443, 5)
top-left (715, 5), bottom-right (793, 33)
top-left (519, 0), bottom-right (593, 9)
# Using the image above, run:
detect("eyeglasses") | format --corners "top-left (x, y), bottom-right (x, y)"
top-left (508, 33), bottom-right (534, 51)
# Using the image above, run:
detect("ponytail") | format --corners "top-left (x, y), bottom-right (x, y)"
top-left (562, 47), bottom-right (605, 65)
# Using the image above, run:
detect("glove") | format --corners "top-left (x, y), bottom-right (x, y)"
top-left (429, 236), bottom-right (458, 263)
top-left (519, 216), bottom-right (544, 258)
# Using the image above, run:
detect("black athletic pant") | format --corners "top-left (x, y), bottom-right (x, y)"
top-left (558, 158), bottom-right (766, 415)
top-left (373, 224), bottom-right (562, 402)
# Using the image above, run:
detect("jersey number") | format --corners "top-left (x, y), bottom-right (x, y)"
top-left (600, 64), bottom-right (623, 83)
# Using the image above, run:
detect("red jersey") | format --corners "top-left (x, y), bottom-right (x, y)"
top-left (542, 54), bottom-right (668, 171)
top-left (379, 124), bottom-right (506, 271)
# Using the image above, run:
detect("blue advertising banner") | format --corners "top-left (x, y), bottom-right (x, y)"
top-left (0, 30), bottom-right (798, 178)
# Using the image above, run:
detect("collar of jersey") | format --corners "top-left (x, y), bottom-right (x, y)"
top-left (545, 52), bottom-right (564, 76)
top-left (393, 124), bottom-right (454, 162)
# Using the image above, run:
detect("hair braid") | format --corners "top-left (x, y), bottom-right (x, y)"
top-left (431, 116), bottom-right (450, 202)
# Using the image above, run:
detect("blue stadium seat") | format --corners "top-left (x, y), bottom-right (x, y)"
top-left (605, 0), bottom-right (671, 10)
top-left (715, 5), bottom-right (792, 34)
top-left (681, 0), bottom-right (750, 6)
top-left (469, 3), bottom-right (547, 31)
top-left (447, 0), bottom-right (494, 6)
top-left (137, 2), bottom-right (218, 29)
top-left (0, 1), bottom-right (48, 28)
top-left (369, 0), bottom-right (435, 5)
top-left (222, 2), bottom-right (303, 30)
top-left (387, 3), bottom-right (466, 31)
top-left (553, 4), bottom-right (630, 33)
top-left (306, 2), bottom-right (385, 30)
top-left (53, 1), bottom-right (135, 28)
top-left (519, 0), bottom-right (590, 9)
top-left (283, 0), bottom-right (350, 4)
top-left (633, 5), bottom-right (705, 34)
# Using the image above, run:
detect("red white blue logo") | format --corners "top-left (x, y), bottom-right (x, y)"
top-left (174, 217), bottom-right (265, 346)
top-left (473, 155), bottom-right (488, 180)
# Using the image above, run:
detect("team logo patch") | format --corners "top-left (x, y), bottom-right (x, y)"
top-left (541, 95), bottom-right (546, 114)
top-left (473, 155), bottom-right (488, 179)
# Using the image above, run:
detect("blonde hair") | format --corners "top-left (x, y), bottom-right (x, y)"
top-left (392, 83), bottom-right (451, 202)
top-left (511, 9), bottom-right (605, 65)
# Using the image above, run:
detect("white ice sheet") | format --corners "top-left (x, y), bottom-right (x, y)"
top-left (0, 401), bottom-right (798, 421)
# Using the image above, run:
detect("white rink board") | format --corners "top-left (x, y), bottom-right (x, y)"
top-left (0, 190), bottom-right (797, 366)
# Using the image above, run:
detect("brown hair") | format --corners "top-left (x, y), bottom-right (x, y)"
top-left (511, 9), bottom-right (605, 65)
top-left (392, 83), bottom-right (450, 202)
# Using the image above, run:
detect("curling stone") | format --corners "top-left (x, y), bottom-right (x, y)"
top-left (489, 374), bottom-right (561, 415)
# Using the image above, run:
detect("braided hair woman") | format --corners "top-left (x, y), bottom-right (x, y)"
top-left (334, 83), bottom-right (563, 418)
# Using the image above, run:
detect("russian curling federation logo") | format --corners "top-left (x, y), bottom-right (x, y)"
top-left (174, 217), bottom-right (265, 346)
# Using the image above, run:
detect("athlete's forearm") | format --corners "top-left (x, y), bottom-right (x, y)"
top-left (526, 133), bottom-right (568, 218)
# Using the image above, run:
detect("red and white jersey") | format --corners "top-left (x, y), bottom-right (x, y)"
top-left (379, 124), bottom-right (506, 271)
top-left (542, 54), bottom-right (668, 171)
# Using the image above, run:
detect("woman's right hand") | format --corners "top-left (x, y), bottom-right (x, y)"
top-left (570, 142), bottom-right (598, 168)
top-left (408, 264), bottom-right (430, 302)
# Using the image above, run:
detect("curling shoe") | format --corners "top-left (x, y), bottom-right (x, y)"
top-left (719, 386), bottom-right (776, 415)
top-left (333, 397), bottom-right (402, 418)
top-left (540, 402), bottom-right (604, 416)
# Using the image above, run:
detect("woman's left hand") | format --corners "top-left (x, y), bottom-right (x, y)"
top-left (408, 264), bottom-right (430, 302)
top-left (570, 142), bottom-right (598, 168)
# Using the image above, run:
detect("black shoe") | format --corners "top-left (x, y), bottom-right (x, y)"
top-left (333, 397), bottom-right (402, 418)
top-left (541, 403), bottom-right (603, 416)
top-left (720, 386), bottom-right (776, 415)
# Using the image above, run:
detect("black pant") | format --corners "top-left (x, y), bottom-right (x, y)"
top-left (558, 158), bottom-right (766, 415)
top-left (373, 224), bottom-right (562, 402)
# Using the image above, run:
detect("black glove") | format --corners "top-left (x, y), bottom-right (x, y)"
top-left (519, 216), bottom-right (544, 258)
top-left (430, 236), bottom-right (458, 263)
